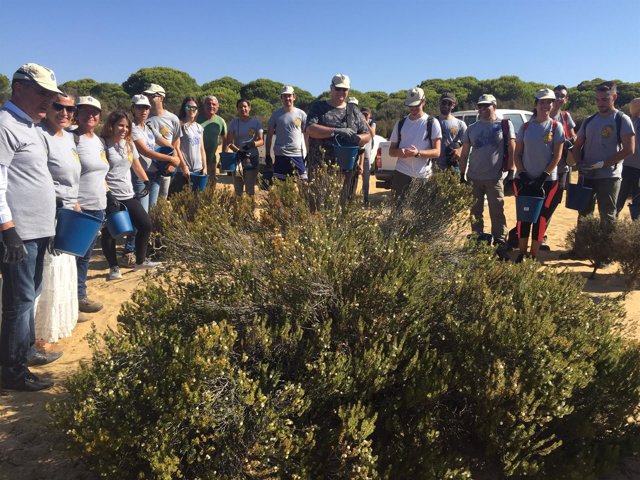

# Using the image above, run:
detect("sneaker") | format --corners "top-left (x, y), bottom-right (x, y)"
top-left (79, 297), bottom-right (103, 313)
top-left (120, 252), bottom-right (136, 268)
top-left (108, 266), bottom-right (122, 280)
top-left (133, 260), bottom-right (162, 272)
top-left (539, 235), bottom-right (551, 252)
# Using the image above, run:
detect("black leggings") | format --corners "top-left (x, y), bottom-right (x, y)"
top-left (102, 197), bottom-right (152, 267)
top-left (516, 180), bottom-right (561, 242)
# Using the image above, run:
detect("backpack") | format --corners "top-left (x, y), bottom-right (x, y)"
top-left (581, 110), bottom-right (623, 146)
top-left (396, 115), bottom-right (435, 147)
top-left (500, 119), bottom-right (512, 172)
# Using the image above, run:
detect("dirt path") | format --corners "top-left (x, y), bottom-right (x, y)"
top-left (1, 175), bottom-right (639, 480)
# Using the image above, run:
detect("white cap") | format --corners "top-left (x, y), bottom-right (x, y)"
top-left (76, 96), bottom-right (102, 111)
top-left (143, 83), bottom-right (165, 96)
top-left (348, 97), bottom-right (359, 105)
top-left (477, 94), bottom-right (497, 105)
top-left (131, 94), bottom-right (151, 107)
top-left (280, 85), bottom-right (295, 95)
top-left (331, 73), bottom-right (350, 89)
top-left (404, 87), bottom-right (425, 107)
top-left (13, 63), bottom-right (63, 94)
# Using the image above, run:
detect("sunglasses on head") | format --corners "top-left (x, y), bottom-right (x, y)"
top-left (52, 102), bottom-right (76, 113)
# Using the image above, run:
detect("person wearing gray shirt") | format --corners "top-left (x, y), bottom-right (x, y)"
top-left (615, 98), bottom-right (640, 215)
top-left (0, 63), bottom-right (62, 392)
top-left (266, 85), bottom-right (308, 181)
top-left (39, 123), bottom-right (80, 209)
top-left (459, 94), bottom-right (515, 257)
top-left (573, 82), bottom-right (635, 230)
top-left (436, 92), bottom-right (467, 171)
top-left (226, 99), bottom-right (264, 197)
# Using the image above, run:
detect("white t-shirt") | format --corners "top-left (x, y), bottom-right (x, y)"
top-left (105, 140), bottom-right (140, 200)
top-left (179, 122), bottom-right (204, 171)
top-left (389, 113), bottom-right (442, 178)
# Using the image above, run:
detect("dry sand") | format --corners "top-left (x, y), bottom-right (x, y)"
top-left (1, 174), bottom-right (639, 480)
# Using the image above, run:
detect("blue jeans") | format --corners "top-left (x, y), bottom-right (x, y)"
top-left (76, 209), bottom-right (104, 299)
top-left (125, 171), bottom-right (161, 253)
top-left (0, 237), bottom-right (48, 382)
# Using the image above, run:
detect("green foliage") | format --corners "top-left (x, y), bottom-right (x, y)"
top-left (611, 219), bottom-right (640, 292)
top-left (201, 76), bottom-right (243, 93)
top-left (0, 73), bottom-right (10, 103)
top-left (246, 98), bottom-right (272, 123)
top-left (51, 171), bottom-right (640, 479)
top-left (122, 67), bottom-right (199, 112)
top-left (59, 79), bottom-right (130, 113)
top-left (566, 215), bottom-right (615, 278)
top-left (59, 78), bottom-right (100, 97)
top-left (240, 78), bottom-right (284, 107)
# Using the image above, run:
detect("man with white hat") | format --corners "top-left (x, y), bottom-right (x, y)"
top-left (388, 87), bottom-right (442, 197)
top-left (266, 85), bottom-right (308, 181)
top-left (144, 84), bottom-right (185, 198)
top-left (306, 74), bottom-right (370, 204)
top-left (459, 94), bottom-right (515, 260)
top-left (0, 63), bottom-right (62, 391)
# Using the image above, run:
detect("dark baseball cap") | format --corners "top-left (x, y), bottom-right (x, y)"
top-left (440, 92), bottom-right (456, 103)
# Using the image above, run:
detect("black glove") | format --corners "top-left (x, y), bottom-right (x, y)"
top-left (265, 154), bottom-right (273, 168)
top-left (531, 171), bottom-right (550, 191)
top-left (56, 197), bottom-right (64, 209)
top-left (1, 227), bottom-right (27, 264)
top-left (460, 172), bottom-right (467, 184)
top-left (242, 140), bottom-right (256, 151)
top-left (106, 191), bottom-right (121, 215)
top-left (333, 127), bottom-right (359, 146)
top-left (47, 236), bottom-right (60, 256)
top-left (136, 181), bottom-right (150, 199)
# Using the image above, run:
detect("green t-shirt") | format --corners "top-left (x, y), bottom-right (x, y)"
top-left (200, 115), bottom-right (227, 165)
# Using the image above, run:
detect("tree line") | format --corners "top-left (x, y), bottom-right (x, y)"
top-left (2, 67), bottom-right (639, 137)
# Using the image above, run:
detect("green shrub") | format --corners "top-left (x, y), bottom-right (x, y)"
top-left (566, 215), bottom-right (615, 278)
top-left (50, 171), bottom-right (640, 479)
top-left (611, 219), bottom-right (640, 292)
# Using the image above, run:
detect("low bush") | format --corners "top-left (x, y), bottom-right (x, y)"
top-left (612, 219), bottom-right (640, 292)
top-left (50, 171), bottom-right (640, 479)
top-left (566, 215), bottom-right (615, 278)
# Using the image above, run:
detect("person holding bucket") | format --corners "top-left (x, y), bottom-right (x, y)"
top-left (512, 89), bottom-right (565, 263)
top-left (75, 96), bottom-right (109, 313)
top-left (169, 96), bottom-right (207, 194)
top-left (225, 99), bottom-right (264, 197)
top-left (306, 74), bottom-right (371, 206)
top-left (35, 92), bottom-right (83, 349)
top-left (101, 111), bottom-right (160, 280)
top-left (0, 63), bottom-right (62, 391)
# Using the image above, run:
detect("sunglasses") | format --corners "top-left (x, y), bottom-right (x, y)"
top-left (52, 102), bottom-right (76, 113)
top-left (185, 105), bottom-right (198, 111)
top-left (333, 87), bottom-right (348, 92)
top-left (145, 93), bottom-right (162, 99)
top-left (478, 103), bottom-right (493, 108)
top-left (133, 104), bottom-right (150, 110)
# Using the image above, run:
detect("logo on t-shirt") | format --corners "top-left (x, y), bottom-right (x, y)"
top-left (72, 148), bottom-right (80, 163)
top-left (294, 118), bottom-right (302, 128)
top-left (248, 128), bottom-right (256, 138)
top-left (544, 129), bottom-right (553, 144)
top-left (100, 151), bottom-right (108, 164)
top-left (450, 126), bottom-right (459, 136)
top-left (160, 126), bottom-right (170, 138)
top-left (601, 126), bottom-right (613, 138)
top-left (128, 152), bottom-right (134, 164)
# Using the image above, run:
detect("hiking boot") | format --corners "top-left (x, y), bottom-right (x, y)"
top-left (108, 266), bottom-right (122, 280)
top-left (133, 260), bottom-right (162, 272)
top-left (2, 371), bottom-right (54, 392)
top-left (120, 251), bottom-right (136, 268)
top-left (79, 297), bottom-right (103, 313)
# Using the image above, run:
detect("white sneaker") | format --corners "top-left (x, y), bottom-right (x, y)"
top-left (133, 260), bottom-right (162, 272)
top-left (108, 266), bottom-right (122, 280)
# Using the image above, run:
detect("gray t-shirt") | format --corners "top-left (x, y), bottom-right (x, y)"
top-left (77, 133), bottom-right (109, 210)
top-left (623, 117), bottom-right (640, 169)
top-left (39, 125), bottom-right (81, 209)
top-left (132, 122), bottom-right (159, 172)
top-left (553, 111), bottom-right (576, 173)
top-left (516, 118), bottom-right (565, 180)
top-left (105, 140), bottom-right (139, 200)
top-left (463, 118), bottom-right (515, 181)
top-left (267, 107), bottom-right (307, 156)
top-left (436, 116), bottom-right (467, 169)
top-left (578, 110), bottom-right (635, 179)
top-left (228, 117), bottom-right (262, 159)
top-left (179, 122), bottom-right (204, 171)
top-left (147, 111), bottom-right (182, 143)
top-left (306, 101), bottom-right (368, 167)
top-left (0, 103), bottom-right (56, 240)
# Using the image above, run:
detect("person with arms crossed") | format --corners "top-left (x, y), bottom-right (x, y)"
top-left (200, 95), bottom-right (227, 187)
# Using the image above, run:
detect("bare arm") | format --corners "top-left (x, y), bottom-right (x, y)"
top-left (605, 133), bottom-right (635, 167)
top-left (507, 138), bottom-right (516, 170)
top-left (459, 142), bottom-right (471, 177)
top-left (133, 138), bottom-right (179, 165)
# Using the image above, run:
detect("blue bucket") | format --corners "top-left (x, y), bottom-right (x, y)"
top-left (152, 146), bottom-right (177, 176)
top-left (565, 182), bottom-right (593, 211)
top-left (106, 205), bottom-right (134, 239)
top-left (220, 152), bottom-right (237, 172)
top-left (333, 144), bottom-right (360, 170)
top-left (516, 195), bottom-right (545, 223)
top-left (190, 173), bottom-right (209, 192)
top-left (629, 203), bottom-right (640, 221)
top-left (53, 208), bottom-right (102, 257)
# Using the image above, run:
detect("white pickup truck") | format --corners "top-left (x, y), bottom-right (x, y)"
top-left (374, 109), bottom-right (532, 189)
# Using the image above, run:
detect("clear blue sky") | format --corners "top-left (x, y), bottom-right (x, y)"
top-left (2, 0), bottom-right (638, 96)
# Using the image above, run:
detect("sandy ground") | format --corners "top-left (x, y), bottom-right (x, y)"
top-left (1, 173), bottom-right (639, 480)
